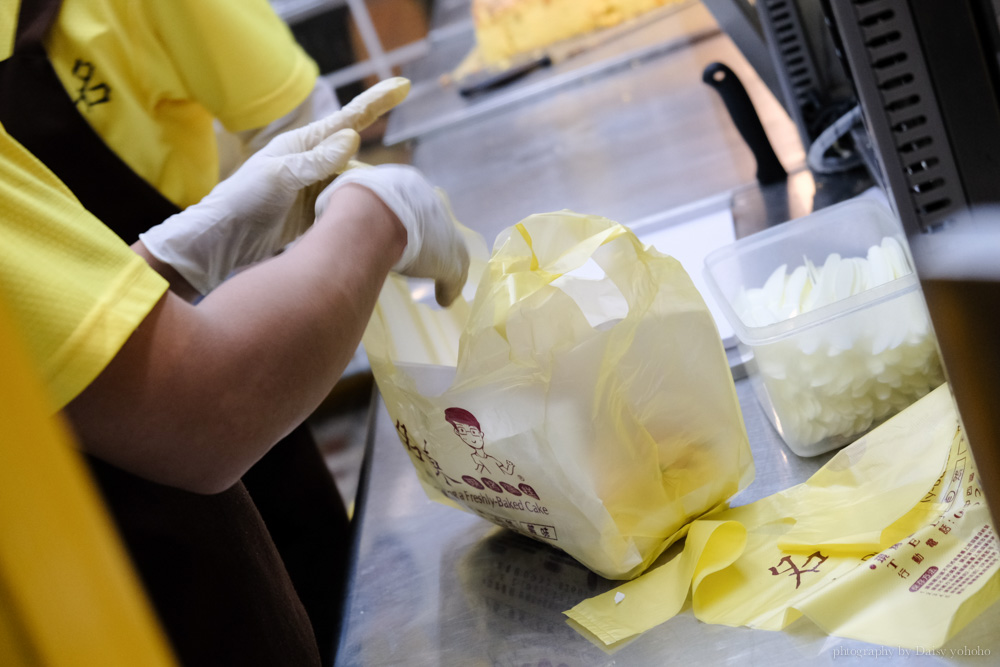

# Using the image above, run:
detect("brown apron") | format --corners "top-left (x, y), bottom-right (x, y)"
top-left (0, 1), bottom-right (349, 664)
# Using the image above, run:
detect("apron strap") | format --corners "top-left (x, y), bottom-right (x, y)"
top-left (0, 0), bottom-right (182, 242)
top-left (14, 0), bottom-right (63, 54)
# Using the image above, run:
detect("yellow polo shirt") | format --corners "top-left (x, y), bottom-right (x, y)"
top-left (44, 0), bottom-right (318, 208)
top-left (0, 0), bottom-right (315, 410)
top-left (0, 123), bottom-right (169, 411)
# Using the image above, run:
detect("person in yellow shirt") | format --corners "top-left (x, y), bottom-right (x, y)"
top-left (1, 1), bottom-right (470, 664)
top-left (2, 0), bottom-right (357, 662)
top-left (1, 77), bottom-right (470, 666)
top-left (47, 0), bottom-right (329, 207)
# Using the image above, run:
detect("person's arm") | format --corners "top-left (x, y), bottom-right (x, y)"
top-left (64, 185), bottom-right (404, 494)
top-left (64, 79), bottom-right (467, 494)
top-left (139, 77), bottom-right (410, 296)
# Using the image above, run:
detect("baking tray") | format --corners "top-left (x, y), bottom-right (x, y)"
top-left (384, 1), bottom-right (720, 145)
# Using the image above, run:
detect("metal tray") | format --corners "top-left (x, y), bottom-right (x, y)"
top-left (384, 1), bottom-right (720, 144)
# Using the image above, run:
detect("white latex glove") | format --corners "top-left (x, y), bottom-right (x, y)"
top-left (316, 164), bottom-right (471, 307)
top-left (217, 80), bottom-right (342, 180)
top-left (139, 77), bottom-right (411, 294)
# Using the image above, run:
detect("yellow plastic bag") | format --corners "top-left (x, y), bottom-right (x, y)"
top-left (363, 211), bottom-right (754, 579)
top-left (566, 383), bottom-right (1000, 648)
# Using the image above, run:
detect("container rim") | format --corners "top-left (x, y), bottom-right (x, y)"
top-left (702, 198), bottom-right (920, 345)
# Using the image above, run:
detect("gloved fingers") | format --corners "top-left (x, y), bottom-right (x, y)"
top-left (311, 164), bottom-right (471, 307)
top-left (281, 128), bottom-right (361, 188)
top-left (277, 77), bottom-right (410, 154)
top-left (428, 190), bottom-right (471, 307)
top-left (278, 179), bottom-right (329, 247)
top-left (434, 240), bottom-right (471, 307)
top-left (338, 76), bottom-right (411, 133)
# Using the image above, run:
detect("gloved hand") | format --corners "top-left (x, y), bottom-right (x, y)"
top-left (316, 164), bottom-right (471, 307)
top-left (139, 77), bottom-right (411, 294)
top-left (218, 79), bottom-right (342, 179)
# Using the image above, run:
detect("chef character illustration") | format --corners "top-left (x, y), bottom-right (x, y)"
top-left (445, 407), bottom-right (515, 476)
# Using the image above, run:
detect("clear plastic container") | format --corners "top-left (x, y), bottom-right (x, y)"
top-left (703, 198), bottom-right (945, 456)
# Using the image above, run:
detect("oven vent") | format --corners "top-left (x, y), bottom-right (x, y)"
top-left (849, 0), bottom-right (966, 229)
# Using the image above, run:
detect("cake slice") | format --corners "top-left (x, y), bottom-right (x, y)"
top-left (472, 0), bottom-right (684, 64)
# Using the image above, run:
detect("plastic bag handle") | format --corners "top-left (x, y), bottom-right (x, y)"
top-left (455, 211), bottom-right (695, 375)
top-left (491, 213), bottom-right (656, 311)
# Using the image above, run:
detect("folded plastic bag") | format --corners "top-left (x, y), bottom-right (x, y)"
top-left (363, 211), bottom-right (754, 579)
top-left (566, 383), bottom-right (999, 648)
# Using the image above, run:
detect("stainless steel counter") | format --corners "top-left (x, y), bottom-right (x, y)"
top-left (405, 4), bottom-right (807, 247)
top-left (336, 382), bottom-right (1000, 666)
top-left (334, 3), bottom-right (998, 664)
top-left (389, 2), bottom-right (877, 245)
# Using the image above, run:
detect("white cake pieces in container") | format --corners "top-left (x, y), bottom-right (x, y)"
top-left (705, 198), bottom-right (945, 456)
top-left (735, 237), bottom-right (911, 327)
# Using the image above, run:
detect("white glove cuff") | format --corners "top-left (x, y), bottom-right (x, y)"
top-left (316, 166), bottom-right (424, 272)
top-left (139, 212), bottom-right (230, 296)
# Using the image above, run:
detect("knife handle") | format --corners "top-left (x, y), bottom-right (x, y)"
top-left (458, 55), bottom-right (553, 97)
top-left (702, 62), bottom-right (787, 185)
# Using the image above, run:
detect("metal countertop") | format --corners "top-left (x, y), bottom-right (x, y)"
top-left (401, 3), bottom-right (808, 247)
top-left (336, 383), bottom-right (1000, 666)
top-left (335, 3), bottom-right (999, 664)
top-left (385, 1), bottom-right (723, 145)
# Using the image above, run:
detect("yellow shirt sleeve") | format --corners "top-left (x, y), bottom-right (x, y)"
top-left (141, 0), bottom-right (320, 133)
top-left (0, 124), bottom-right (169, 411)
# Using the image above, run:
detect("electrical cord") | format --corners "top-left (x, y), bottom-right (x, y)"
top-left (807, 104), bottom-right (864, 174)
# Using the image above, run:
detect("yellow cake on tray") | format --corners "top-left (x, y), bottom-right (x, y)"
top-left (472, 0), bottom-right (684, 64)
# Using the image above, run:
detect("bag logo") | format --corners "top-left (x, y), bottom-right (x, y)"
top-left (393, 414), bottom-right (541, 500)
top-left (442, 407), bottom-right (541, 499)
top-left (444, 407), bottom-right (516, 477)
top-left (392, 408), bottom-right (555, 543)
top-left (768, 551), bottom-right (829, 589)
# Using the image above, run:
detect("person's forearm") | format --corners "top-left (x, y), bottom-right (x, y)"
top-left (65, 185), bottom-right (405, 493)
